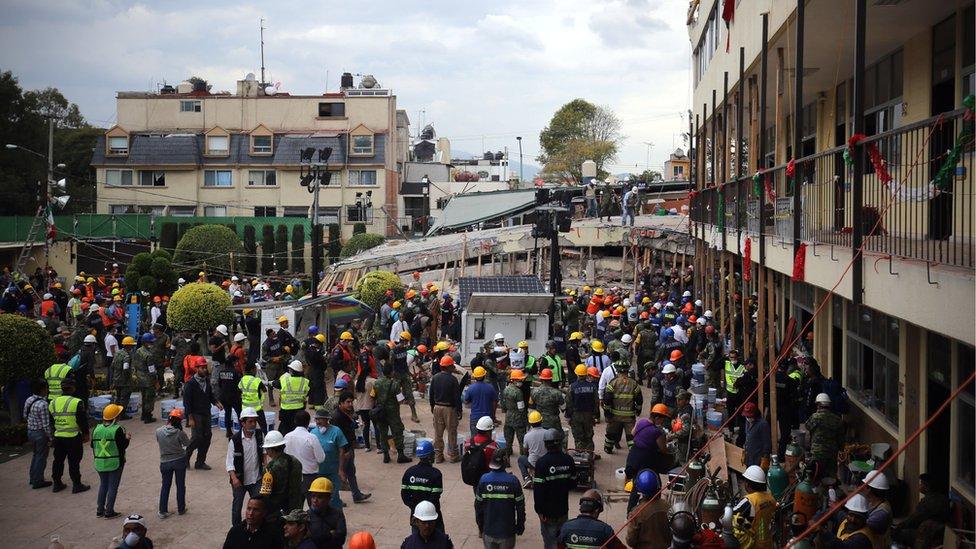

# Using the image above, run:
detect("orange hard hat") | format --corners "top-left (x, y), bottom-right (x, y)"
top-left (169, 408), bottom-right (184, 419)
top-left (670, 350), bottom-right (684, 361)
top-left (412, 271), bottom-right (421, 280)
top-left (153, 296), bottom-right (161, 303)
top-left (439, 355), bottom-right (455, 367)
top-left (539, 368), bottom-right (553, 381)
top-left (640, 311), bottom-right (649, 319)
top-left (688, 315), bottom-right (697, 323)
top-left (509, 369), bottom-right (526, 381)
top-left (586, 366), bottom-right (600, 378)
top-left (651, 403), bottom-right (670, 416)
top-left (349, 531), bottom-right (377, 549)
top-left (416, 344), bottom-right (428, 354)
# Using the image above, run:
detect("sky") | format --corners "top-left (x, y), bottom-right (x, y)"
top-left (0, 0), bottom-right (692, 176)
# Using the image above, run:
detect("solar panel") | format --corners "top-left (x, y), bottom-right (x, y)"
top-left (458, 275), bottom-right (545, 309)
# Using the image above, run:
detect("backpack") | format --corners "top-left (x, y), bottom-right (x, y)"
top-left (626, 191), bottom-right (639, 208)
top-left (821, 378), bottom-right (850, 414)
top-left (460, 440), bottom-right (489, 486)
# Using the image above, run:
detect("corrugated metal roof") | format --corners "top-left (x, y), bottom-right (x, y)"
top-left (426, 189), bottom-right (537, 235)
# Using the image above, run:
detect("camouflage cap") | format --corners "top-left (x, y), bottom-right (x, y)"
top-left (282, 509), bottom-right (309, 523)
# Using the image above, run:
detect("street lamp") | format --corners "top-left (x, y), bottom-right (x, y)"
top-left (516, 136), bottom-right (523, 184)
top-left (299, 146), bottom-right (333, 298)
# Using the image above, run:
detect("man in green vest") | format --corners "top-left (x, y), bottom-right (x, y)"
top-left (273, 360), bottom-right (309, 435)
top-left (92, 403), bottom-right (130, 518)
top-left (44, 351), bottom-right (72, 398)
top-left (238, 361), bottom-right (268, 433)
top-left (112, 336), bottom-right (137, 420)
top-left (49, 375), bottom-right (90, 494)
top-left (724, 349), bottom-right (745, 426)
top-left (538, 341), bottom-right (564, 388)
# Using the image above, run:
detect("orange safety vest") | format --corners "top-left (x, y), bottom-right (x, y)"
top-left (40, 299), bottom-right (57, 317)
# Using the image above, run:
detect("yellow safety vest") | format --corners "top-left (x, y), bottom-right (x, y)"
top-left (724, 360), bottom-right (745, 394)
top-left (45, 363), bottom-right (71, 397)
top-left (278, 374), bottom-right (309, 410)
top-left (744, 491), bottom-right (777, 549)
top-left (49, 395), bottom-right (81, 438)
top-left (239, 375), bottom-right (264, 411)
top-left (836, 518), bottom-right (880, 548)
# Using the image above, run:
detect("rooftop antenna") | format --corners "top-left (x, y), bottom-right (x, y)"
top-left (260, 18), bottom-right (267, 86)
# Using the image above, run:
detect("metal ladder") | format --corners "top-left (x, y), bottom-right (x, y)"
top-left (14, 205), bottom-right (47, 305)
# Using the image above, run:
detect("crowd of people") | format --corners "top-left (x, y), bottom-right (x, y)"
top-left (10, 256), bottom-right (952, 549)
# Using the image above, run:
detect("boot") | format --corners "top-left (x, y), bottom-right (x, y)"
top-left (396, 451), bottom-right (413, 464)
top-left (383, 451), bottom-right (391, 464)
top-left (72, 483), bottom-right (91, 494)
top-left (409, 404), bottom-right (419, 423)
top-left (52, 481), bottom-right (67, 493)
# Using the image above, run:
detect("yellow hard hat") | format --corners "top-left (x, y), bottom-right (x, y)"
top-left (308, 477), bottom-right (334, 493)
top-left (121, 336), bottom-right (136, 346)
top-left (569, 331), bottom-right (583, 341)
top-left (517, 340), bottom-right (529, 349)
top-left (103, 404), bottom-right (123, 422)
top-left (591, 340), bottom-right (605, 353)
top-left (625, 480), bottom-right (634, 493)
top-left (315, 334), bottom-right (326, 343)
top-left (285, 285), bottom-right (294, 293)
top-left (242, 308), bottom-right (254, 315)
top-left (400, 331), bottom-right (412, 341)
top-left (594, 288), bottom-right (605, 296)
top-left (54, 282), bottom-right (62, 288)
top-left (642, 297), bottom-right (651, 304)
top-left (86, 277), bottom-right (94, 283)
top-left (600, 310), bottom-right (611, 318)
top-left (472, 366), bottom-right (487, 379)
top-left (112, 282), bottom-right (120, 288)
top-left (583, 285), bottom-right (592, 292)
top-left (434, 341), bottom-right (450, 352)
top-left (340, 331), bottom-right (354, 341)
top-left (528, 410), bottom-right (543, 424)
top-left (430, 285), bottom-right (438, 292)
top-left (574, 364), bottom-right (588, 377)
top-left (198, 271), bottom-right (206, 276)
top-left (392, 301), bottom-right (401, 309)
top-left (277, 315), bottom-right (288, 323)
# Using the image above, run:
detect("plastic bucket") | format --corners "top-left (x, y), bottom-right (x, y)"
top-left (707, 388), bottom-right (718, 404)
top-left (265, 411), bottom-right (277, 431)
top-left (159, 399), bottom-right (178, 418)
top-left (706, 410), bottom-right (723, 431)
top-left (89, 396), bottom-right (112, 418)
top-left (210, 405), bottom-right (220, 427)
top-left (494, 432), bottom-right (507, 451)
top-left (126, 394), bottom-right (141, 415)
top-left (614, 467), bottom-right (627, 491)
top-left (691, 394), bottom-right (706, 412)
top-left (691, 363), bottom-right (706, 384)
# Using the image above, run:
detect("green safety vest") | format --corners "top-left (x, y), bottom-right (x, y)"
top-left (50, 395), bottom-right (81, 438)
top-left (278, 374), bottom-right (309, 410)
top-left (725, 360), bottom-right (745, 394)
top-left (45, 363), bottom-right (71, 397)
top-left (541, 354), bottom-right (562, 382)
top-left (240, 375), bottom-right (264, 411)
top-left (92, 423), bottom-right (121, 472)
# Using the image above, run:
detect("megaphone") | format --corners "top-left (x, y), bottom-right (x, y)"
top-left (52, 195), bottom-right (69, 208)
top-left (54, 178), bottom-right (67, 190)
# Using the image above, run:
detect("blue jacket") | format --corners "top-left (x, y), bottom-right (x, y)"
top-left (743, 417), bottom-right (772, 466)
top-left (400, 529), bottom-right (454, 549)
top-left (475, 470), bottom-right (525, 538)
top-left (464, 382), bottom-right (497, 421)
top-left (558, 515), bottom-right (623, 548)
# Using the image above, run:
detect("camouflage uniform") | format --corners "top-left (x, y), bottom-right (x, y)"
top-left (636, 326), bottom-right (657, 382)
top-left (132, 345), bottom-right (158, 420)
top-left (530, 384), bottom-right (565, 431)
top-left (111, 347), bottom-right (134, 411)
top-left (171, 335), bottom-right (193, 393)
top-left (152, 332), bottom-right (170, 388)
top-left (500, 382), bottom-right (528, 456)
top-left (261, 452), bottom-right (304, 522)
top-left (372, 376), bottom-right (406, 453)
top-left (805, 409), bottom-right (844, 462)
top-left (603, 370), bottom-right (642, 453)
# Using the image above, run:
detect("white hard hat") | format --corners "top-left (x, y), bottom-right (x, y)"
top-left (43, 293), bottom-right (52, 300)
top-left (89, 304), bottom-right (100, 313)
top-left (239, 407), bottom-right (259, 419)
top-left (231, 276), bottom-right (239, 281)
top-left (262, 430), bottom-right (286, 448)
top-left (476, 416), bottom-right (494, 431)
top-left (622, 298), bottom-right (631, 307)
top-left (815, 393), bottom-right (832, 405)
top-left (233, 291), bottom-right (243, 297)
top-left (694, 299), bottom-right (703, 307)
top-left (621, 334), bottom-right (633, 344)
top-left (845, 494), bottom-right (870, 514)
top-left (288, 360), bottom-right (304, 372)
top-left (662, 364), bottom-right (677, 375)
top-left (413, 500), bottom-right (439, 521)
top-left (863, 470), bottom-right (890, 490)
top-left (84, 334), bottom-right (97, 344)
top-left (682, 291), bottom-right (691, 298)
top-left (234, 333), bottom-right (247, 342)
top-left (743, 465), bottom-right (767, 484)
top-left (697, 318), bottom-right (707, 326)
top-left (36, 320), bottom-right (46, 327)
top-left (665, 302), bottom-right (674, 308)
top-left (493, 333), bottom-right (505, 341)
top-left (704, 310), bottom-right (713, 318)
top-left (178, 278), bottom-right (186, 284)
top-left (216, 324), bottom-right (229, 336)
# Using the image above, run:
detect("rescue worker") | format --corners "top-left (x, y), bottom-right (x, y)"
top-left (671, 390), bottom-right (695, 462)
top-left (652, 362), bottom-right (681, 410)
top-left (215, 347), bottom-right (243, 440)
top-left (391, 331), bottom-right (420, 423)
top-left (44, 353), bottom-right (72, 398)
top-left (500, 368), bottom-right (529, 457)
top-left (533, 429), bottom-right (576, 549)
top-left (170, 329), bottom-right (195, 397)
top-left (863, 470), bottom-right (894, 546)
top-left (402, 501), bottom-right (455, 549)
top-left (566, 365), bottom-right (599, 452)
top-left (626, 470), bottom-right (671, 547)
top-left (262, 328), bottom-right (287, 405)
top-left (372, 362), bottom-right (413, 463)
top-left (805, 393), bottom-right (845, 480)
top-left (517, 341), bottom-right (536, 379)
top-left (305, 333), bottom-right (327, 407)
top-left (464, 366), bottom-right (497, 436)
top-left (564, 332), bottom-right (583, 384)
top-left (428, 355), bottom-right (462, 463)
top-left (635, 320), bottom-right (657, 384)
top-left (401, 440), bottom-right (445, 532)
top-left (307, 477), bottom-right (347, 549)
top-left (724, 349), bottom-right (744, 417)
top-left (474, 453), bottom-right (526, 545)
top-left (774, 359), bottom-right (800, 455)
top-left (276, 315), bottom-right (299, 357)
top-left (742, 402), bottom-right (771, 468)
top-left (329, 331), bottom-right (356, 378)
top-left (239, 361), bottom-right (268, 433)
top-left (531, 368), bottom-right (565, 431)
top-left (603, 361), bottom-right (642, 454)
top-left (538, 341), bottom-right (564, 387)
top-left (92, 403), bottom-right (130, 518)
top-left (699, 325), bottom-right (724, 391)
top-left (517, 411), bottom-right (546, 486)
top-left (274, 360), bottom-right (309, 435)
top-left (558, 489), bottom-right (625, 548)
top-left (259, 430), bottom-right (304, 527)
top-left (50, 375), bottom-right (90, 494)
top-left (831, 494), bottom-right (875, 549)
top-left (133, 333), bottom-right (159, 424)
top-left (732, 465), bottom-right (777, 549)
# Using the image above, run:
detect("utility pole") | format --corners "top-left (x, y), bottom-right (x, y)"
top-left (516, 136), bottom-right (524, 183)
top-left (260, 19), bottom-right (267, 86)
top-left (300, 146), bottom-right (333, 298)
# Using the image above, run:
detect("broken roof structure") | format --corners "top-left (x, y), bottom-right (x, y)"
top-left (425, 189), bottom-right (538, 236)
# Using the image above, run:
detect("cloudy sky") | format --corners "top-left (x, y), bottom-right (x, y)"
top-left (0, 0), bottom-right (692, 175)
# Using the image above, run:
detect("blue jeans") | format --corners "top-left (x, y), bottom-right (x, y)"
top-left (586, 198), bottom-right (598, 217)
top-left (97, 467), bottom-right (123, 514)
top-left (159, 459), bottom-right (187, 513)
top-left (27, 429), bottom-right (49, 486)
top-left (622, 207), bottom-right (635, 226)
top-left (517, 455), bottom-right (534, 480)
top-left (231, 482), bottom-right (260, 526)
top-left (540, 514), bottom-right (567, 549)
top-left (342, 448), bottom-right (364, 500)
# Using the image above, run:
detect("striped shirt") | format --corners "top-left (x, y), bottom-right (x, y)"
top-left (24, 395), bottom-right (52, 438)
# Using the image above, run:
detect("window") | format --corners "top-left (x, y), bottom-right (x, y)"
top-left (348, 169), bottom-right (377, 186)
top-left (964, 5), bottom-right (975, 99)
top-left (673, 165), bottom-right (684, 178)
top-left (283, 206), bottom-right (309, 218)
top-left (204, 206), bottom-right (227, 216)
top-left (318, 102), bottom-right (345, 117)
top-left (168, 206), bottom-right (196, 217)
top-left (105, 169), bottom-right (133, 186)
top-left (139, 171), bottom-right (166, 187)
top-left (254, 206), bottom-right (276, 217)
top-left (110, 205), bottom-right (133, 214)
top-left (956, 343), bottom-right (975, 490)
top-left (474, 318), bottom-right (486, 340)
top-left (207, 135), bottom-right (229, 155)
top-left (204, 170), bottom-right (233, 187)
top-left (179, 100), bottom-right (201, 113)
top-left (693, 3), bottom-right (719, 85)
top-left (318, 207), bottom-right (340, 225)
top-left (247, 170), bottom-right (277, 186)
top-left (846, 304), bottom-right (900, 426)
top-left (136, 205), bottom-right (165, 215)
top-left (251, 135), bottom-right (272, 154)
top-left (351, 134), bottom-right (374, 155)
top-left (345, 205), bottom-right (373, 223)
top-left (108, 136), bottom-right (128, 155)
top-left (524, 318), bottom-right (537, 340)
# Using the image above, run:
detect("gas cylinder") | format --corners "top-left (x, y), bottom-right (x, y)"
top-left (687, 455), bottom-right (705, 484)
top-left (793, 478), bottom-right (820, 523)
top-left (784, 435), bottom-right (804, 477)
top-left (767, 454), bottom-right (789, 499)
top-left (700, 491), bottom-right (724, 527)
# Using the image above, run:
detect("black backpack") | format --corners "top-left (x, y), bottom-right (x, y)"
top-left (821, 377), bottom-right (850, 414)
top-left (460, 440), bottom-right (489, 486)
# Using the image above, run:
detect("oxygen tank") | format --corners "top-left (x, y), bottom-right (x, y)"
top-left (767, 454), bottom-right (789, 499)
top-left (687, 455), bottom-right (705, 484)
top-left (700, 490), bottom-right (723, 527)
top-left (784, 435), bottom-right (804, 477)
top-left (793, 476), bottom-right (820, 524)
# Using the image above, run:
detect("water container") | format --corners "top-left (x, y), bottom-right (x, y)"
top-left (159, 399), bottom-right (178, 418)
top-left (412, 391), bottom-right (422, 401)
top-left (706, 410), bottom-right (723, 431)
top-left (403, 431), bottom-right (416, 457)
top-left (691, 362), bottom-right (706, 384)
top-left (355, 425), bottom-right (364, 445)
top-left (232, 410), bottom-right (240, 433)
top-left (707, 387), bottom-right (718, 404)
top-left (265, 411), bottom-right (277, 431)
top-left (88, 396), bottom-right (112, 418)
top-left (494, 431), bottom-right (507, 451)
top-left (127, 393), bottom-right (141, 415)
top-left (691, 394), bottom-right (706, 413)
top-left (456, 433), bottom-right (467, 455)
top-left (210, 405), bottom-right (220, 427)
top-left (613, 467), bottom-right (627, 491)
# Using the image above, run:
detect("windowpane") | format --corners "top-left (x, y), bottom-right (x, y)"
top-left (180, 100), bottom-right (201, 113)
top-left (318, 207), bottom-right (340, 225)
top-left (252, 135), bottom-right (271, 153)
top-left (282, 206), bottom-right (308, 218)
top-left (885, 357), bottom-right (898, 423)
top-left (345, 205), bottom-right (373, 223)
top-left (169, 206), bottom-right (196, 217)
top-left (204, 206), bottom-right (227, 216)
top-left (207, 135), bottom-right (229, 154)
top-left (349, 170), bottom-right (377, 186)
top-left (248, 170), bottom-right (276, 186)
top-left (254, 206), bottom-right (276, 217)
top-left (204, 170), bottom-right (232, 187)
top-left (140, 171), bottom-right (165, 186)
top-left (877, 56), bottom-right (891, 104)
top-left (318, 102), bottom-right (345, 117)
top-left (108, 136), bottom-right (128, 154)
top-left (352, 135), bottom-right (374, 155)
top-left (105, 170), bottom-right (132, 186)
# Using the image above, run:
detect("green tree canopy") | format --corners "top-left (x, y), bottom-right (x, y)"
top-left (354, 270), bottom-right (404, 309)
top-left (167, 282), bottom-right (233, 332)
top-left (0, 314), bottom-right (55, 387)
top-left (173, 224), bottom-right (243, 276)
top-left (340, 233), bottom-right (385, 259)
top-left (124, 249), bottom-right (178, 296)
top-left (538, 99), bottom-right (621, 181)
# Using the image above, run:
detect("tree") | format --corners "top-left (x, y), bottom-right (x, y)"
top-left (354, 270), bottom-right (404, 309)
top-left (639, 170), bottom-right (663, 183)
top-left (243, 225), bottom-right (257, 275)
top-left (291, 225), bottom-right (306, 274)
top-left (167, 282), bottom-right (233, 333)
top-left (275, 225), bottom-right (289, 273)
top-left (538, 99), bottom-right (621, 181)
top-left (261, 225), bottom-right (275, 274)
top-left (352, 222), bottom-right (366, 235)
top-left (173, 224), bottom-right (243, 276)
top-left (124, 249), bottom-right (177, 296)
top-left (327, 224), bottom-right (341, 263)
top-left (340, 233), bottom-right (385, 258)
top-left (160, 223), bottom-right (179, 251)
top-left (0, 314), bottom-right (55, 387)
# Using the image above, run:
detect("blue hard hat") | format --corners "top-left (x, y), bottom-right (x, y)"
top-left (334, 378), bottom-right (348, 389)
top-left (635, 469), bottom-right (660, 496)
top-left (141, 333), bottom-right (155, 343)
top-left (416, 440), bottom-right (434, 458)
top-left (663, 328), bottom-right (674, 339)
top-left (308, 325), bottom-right (319, 334)
top-left (442, 293), bottom-right (450, 299)
top-left (676, 315), bottom-right (686, 325)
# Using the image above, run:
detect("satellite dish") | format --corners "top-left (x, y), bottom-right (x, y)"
top-left (244, 72), bottom-right (256, 81)
top-left (265, 87), bottom-right (277, 96)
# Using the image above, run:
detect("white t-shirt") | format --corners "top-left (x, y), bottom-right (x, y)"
top-left (104, 333), bottom-right (118, 358)
top-left (225, 431), bottom-right (260, 485)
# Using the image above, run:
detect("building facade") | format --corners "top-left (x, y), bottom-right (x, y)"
top-left (91, 76), bottom-right (408, 239)
top-left (686, 0), bottom-right (974, 531)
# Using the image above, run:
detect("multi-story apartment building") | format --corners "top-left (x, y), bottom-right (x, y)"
top-left (686, 0), bottom-right (974, 532)
top-left (91, 74), bottom-right (409, 239)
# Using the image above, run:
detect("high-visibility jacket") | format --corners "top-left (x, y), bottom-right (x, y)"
top-left (45, 363), bottom-right (71, 397)
top-left (50, 395), bottom-right (81, 438)
top-left (539, 354), bottom-right (562, 383)
top-left (725, 360), bottom-right (745, 394)
top-left (40, 299), bottom-right (58, 318)
top-left (605, 374), bottom-right (641, 419)
top-left (239, 375), bottom-right (264, 411)
top-left (92, 423), bottom-right (121, 472)
top-left (734, 491), bottom-right (777, 549)
top-left (278, 374), bottom-right (309, 410)
top-left (836, 518), bottom-right (880, 548)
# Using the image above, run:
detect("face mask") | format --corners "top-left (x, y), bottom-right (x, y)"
top-left (318, 426), bottom-right (329, 434)
top-left (124, 532), bottom-right (141, 546)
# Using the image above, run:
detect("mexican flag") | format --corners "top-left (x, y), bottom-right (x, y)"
top-left (45, 207), bottom-right (57, 244)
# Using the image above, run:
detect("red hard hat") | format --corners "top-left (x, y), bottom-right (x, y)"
top-left (670, 349), bottom-right (684, 361)
top-left (439, 355), bottom-right (455, 367)
top-left (194, 356), bottom-right (209, 367)
top-left (586, 366), bottom-right (600, 378)
top-left (743, 402), bottom-right (758, 417)
top-left (539, 368), bottom-right (553, 381)
top-left (349, 532), bottom-right (377, 549)
top-left (416, 345), bottom-right (428, 354)
top-left (704, 325), bottom-right (716, 335)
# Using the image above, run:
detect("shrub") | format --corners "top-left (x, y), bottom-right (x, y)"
top-left (167, 282), bottom-right (233, 332)
top-left (291, 225), bottom-right (306, 274)
top-left (340, 233), bottom-right (385, 259)
top-left (243, 225), bottom-right (257, 275)
top-left (275, 225), bottom-right (289, 272)
top-left (354, 270), bottom-right (404, 309)
top-left (160, 222), bottom-right (179, 251)
top-left (327, 224), bottom-right (341, 262)
top-left (124, 249), bottom-right (177, 296)
top-left (352, 222), bottom-right (366, 235)
top-left (261, 225), bottom-right (275, 274)
top-left (173, 224), bottom-right (243, 275)
top-left (0, 315), bottom-right (56, 387)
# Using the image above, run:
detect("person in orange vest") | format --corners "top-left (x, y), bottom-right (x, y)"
top-left (329, 332), bottom-right (356, 376)
top-left (40, 293), bottom-right (60, 319)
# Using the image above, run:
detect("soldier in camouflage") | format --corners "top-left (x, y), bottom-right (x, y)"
top-left (372, 363), bottom-right (413, 464)
top-left (170, 329), bottom-right (195, 397)
top-left (805, 393), bottom-right (845, 480)
top-left (151, 323), bottom-right (170, 393)
top-left (635, 322), bottom-right (657, 384)
top-left (132, 333), bottom-right (160, 423)
top-left (500, 369), bottom-right (529, 456)
top-left (111, 336), bottom-right (137, 419)
top-left (530, 368), bottom-right (565, 431)
top-left (603, 361), bottom-right (642, 454)
top-left (566, 365), bottom-right (599, 452)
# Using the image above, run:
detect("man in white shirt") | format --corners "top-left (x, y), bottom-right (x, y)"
top-left (104, 328), bottom-right (119, 387)
top-left (672, 321), bottom-right (688, 345)
top-left (283, 409), bottom-right (325, 498)
top-left (390, 315), bottom-right (410, 343)
top-left (226, 407), bottom-right (264, 526)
